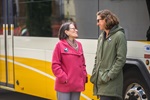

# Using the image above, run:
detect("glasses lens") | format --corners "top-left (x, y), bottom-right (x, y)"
top-left (97, 19), bottom-right (103, 23)
top-left (70, 28), bottom-right (76, 30)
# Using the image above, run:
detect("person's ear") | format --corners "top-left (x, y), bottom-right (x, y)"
top-left (65, 30), bottom-right (69, 36)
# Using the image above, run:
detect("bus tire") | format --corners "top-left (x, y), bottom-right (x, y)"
top-left (123, 68), bottom-right (150, 100)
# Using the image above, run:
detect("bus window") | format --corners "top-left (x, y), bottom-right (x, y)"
top-left (13, 0), bottom-right (53, 37)
top-left (13, 0), bottom-right (99, 38)
top-left (98, 0), bottom-right (149, 41)
top-left (146, 0), bottom-right (150, 41)
top-left (0, 0), bottom-right (2, 35)
top-left (0, 25), bottom-right (2, 35)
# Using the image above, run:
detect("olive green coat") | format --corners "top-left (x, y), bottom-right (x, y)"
top-left (90, 25), bottom-right (127, 99)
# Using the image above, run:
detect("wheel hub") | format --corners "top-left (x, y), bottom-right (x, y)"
top-left (124, 83), bottom-right (147, 100)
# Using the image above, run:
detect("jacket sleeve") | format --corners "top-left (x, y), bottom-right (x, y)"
top-left (108, 32), bottom-right (127, 80)
top-left (80, 43), bottom-right (88, 81)
top-left (77, 42), bottom-right (88, 83)
top-left (82, 54), bottom-right (87, 75)
top-left (52, 43), bottom-right (67, 83)
top-left (82, 53), bottom-right (88, 83)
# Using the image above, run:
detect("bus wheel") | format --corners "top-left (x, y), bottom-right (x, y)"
top-left (123, 68), bottom-right (150, 100)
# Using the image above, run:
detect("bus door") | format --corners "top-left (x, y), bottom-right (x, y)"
top-left (0, 0), bottom-right (15, 89)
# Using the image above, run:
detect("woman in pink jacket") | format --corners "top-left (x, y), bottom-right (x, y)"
top-left (52, 22), bottom-right (87, 100)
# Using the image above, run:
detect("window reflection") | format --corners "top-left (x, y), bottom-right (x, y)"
top-left (13, 0), bottom-right (76, 37)
top-left (14, 19), bottom-right (28, 36)
top-left (0, 0), bottom-right (2, 35)
top-left (0, 25), bottom-right (2, 35)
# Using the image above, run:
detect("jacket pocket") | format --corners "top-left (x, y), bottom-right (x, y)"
top-left (97, 70), bottom-right (110, 85)
top-left (90, 71), bottom-right (97, 84)
top-left (57, 74), bottom-right (68, 84)
top-left (101, 70), bottom-right (110, 84)
top-left (97, 71), bottom-right (103, 84)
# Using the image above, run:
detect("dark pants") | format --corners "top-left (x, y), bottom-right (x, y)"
top-left (100, 96), bottom-right (121, 100)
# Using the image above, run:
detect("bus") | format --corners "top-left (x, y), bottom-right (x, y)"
top-left (0, 0), bottom-right (150, 100)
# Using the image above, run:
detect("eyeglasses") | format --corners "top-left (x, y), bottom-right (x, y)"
top-left (69, 28), bottom-right (77, 31)
top-left (97, 19), bottom-right (103, 23)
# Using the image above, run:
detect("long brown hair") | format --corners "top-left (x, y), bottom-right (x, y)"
top-left (97, 9), bottom-right (119, 30)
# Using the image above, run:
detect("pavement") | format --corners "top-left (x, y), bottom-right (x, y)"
top-left (0, 89), bottom-right (48, 100)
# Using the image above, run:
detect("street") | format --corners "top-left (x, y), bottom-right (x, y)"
top-left (0, 89), bottom-right (48, 100)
